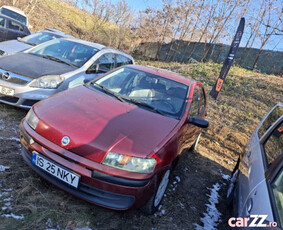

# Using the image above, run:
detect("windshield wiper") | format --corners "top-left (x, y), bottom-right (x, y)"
top-left (120, 97), bottom-right (165, 116)
top-left (41, 55), bottom-right (76, 67)
top-left (93, 83), bottom-right (125, 103)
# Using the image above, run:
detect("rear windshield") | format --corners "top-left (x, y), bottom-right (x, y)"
top-left (20, 32), bottom-right (62, 45)
top-left (0, 8), bottom-right (26, 25)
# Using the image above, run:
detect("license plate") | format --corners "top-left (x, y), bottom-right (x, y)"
top-left (0, 85), bottom-right (14, 96)
top-left (32, 151), bottom-right (80, 188)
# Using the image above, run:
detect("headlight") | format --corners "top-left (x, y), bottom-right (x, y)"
top-left (26, 109), bottom-right (39, 130)
top-left (102, 152), bottom-right (156, 173)
top-left (29, 75), bottom-right (64, 89)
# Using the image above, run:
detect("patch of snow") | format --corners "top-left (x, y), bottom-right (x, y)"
top-left (218, 169), bottom-right (231, 181)
top-left (161, 209), bottom-right (165, 215)
top-left (46, 218), bottom-right (53, 228)
top-left (221, 174), bottom-right (230, 181)
top-left (0, 165), bottom-right (10, 172)
top-left (173, 181), bottom-right (177, 185)
top-left (0, 192), bottom-right (8, 198)
top-left (179, 201), bottom-right (185, 209)
top-left (3, 197), bottom-right (12, 202)
top-left (175, 176), bottom-right (181, 182)
top-left (194, 183), bottom-right (222, 230)
top-left (2, 213), bottom-right (24, 219)
top-left (3, 188), bottom-right (13, 192)
top-left (0, 137), bottom-right (20, 142)
top-left (4, 202), bottom-right (11, 207)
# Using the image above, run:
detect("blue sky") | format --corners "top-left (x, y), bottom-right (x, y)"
top-left (91, 0), bottom-right (283, 51)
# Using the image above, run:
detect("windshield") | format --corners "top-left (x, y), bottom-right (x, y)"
top-left (28, 39), bottom-right (99, 67)
top-left (92, 67), bottom-right (188, 119)
top-left (0, 8), bottom-right (26, 25)
top-left (20, 32), bottom-right (63, 45)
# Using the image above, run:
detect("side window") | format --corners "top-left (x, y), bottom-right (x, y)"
top-left (8, 21), bottom-right (24, 31)
top-left (199, 87), bottom-right (206, 115)
top-left (116, 54), bottom-right (132, 67)
top-left (190, 86), bottom-right (199, 117)
top-left (258, 106), bottom-right (283, 138)
top-left (94, 53), bottom-right (115, 72)
top-left (271, 167), bottom-right (283, 227)
top-left (264, 121), bottom-right (283, 166)
top-left (0, 17), bottom-right (5, 28)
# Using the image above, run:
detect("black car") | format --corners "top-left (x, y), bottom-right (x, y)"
top-left (0, 13), bottom-right (30, 42)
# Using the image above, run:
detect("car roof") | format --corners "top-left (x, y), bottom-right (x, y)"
top-left (125, 65), bottom-right (193, 85)
top-left (0, 5), bottom-right (27, 17)
top-left (39, 28), bottom-right (74, 38)
top-left (60, 37), bottom-right (105, 50)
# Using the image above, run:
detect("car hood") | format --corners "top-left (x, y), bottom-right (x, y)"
top-left (34, 86), bottom-right (179, 163)
top-left (0, 53), bottom-right (77, 79)
top-left (0, 40), bottom-right (32, 55)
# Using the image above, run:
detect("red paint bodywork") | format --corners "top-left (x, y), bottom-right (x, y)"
top-left (20, 65), bottom-right (208, 210)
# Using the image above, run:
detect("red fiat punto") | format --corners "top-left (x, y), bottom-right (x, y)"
top-left (20, 65), bottom-right (208, 214)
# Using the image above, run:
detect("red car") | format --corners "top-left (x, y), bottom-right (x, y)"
top-left (20, 65), bottom-right (208, 214)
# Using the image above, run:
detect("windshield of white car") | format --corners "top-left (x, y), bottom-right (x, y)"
top-left (0, 8), bottom-right (26, 25)
top-left (28, 39), bottom-right (99, 68)
top-left (91, 67), bottom-right (188, 119)
top-left (20, 32), bottom-right (62, 46)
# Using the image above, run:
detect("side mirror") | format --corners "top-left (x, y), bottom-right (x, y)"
top-left (188, 116), bottom-right (209, 128)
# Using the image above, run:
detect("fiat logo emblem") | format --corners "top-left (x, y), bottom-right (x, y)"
top-left (61, 136), bottom-right (70, 146)
top-left (2, 72), bottom-right (10, 80)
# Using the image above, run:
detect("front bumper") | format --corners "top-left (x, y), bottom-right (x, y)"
top-left (20, 120), bottom-right (156, 210)
top-left (0, 78), bottom-right (58, 109)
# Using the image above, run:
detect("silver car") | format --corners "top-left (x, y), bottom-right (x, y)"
top-left (0, 38), bottom-right (134, 108)
top-left (228, 102), bottom-right (283, 229)
top-left (0, 28), bottom-right (73, 56)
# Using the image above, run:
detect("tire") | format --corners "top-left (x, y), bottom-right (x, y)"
top-left (190, 132), bottom-right (202, 151)
top-left (141, 168), bottom-right (171, 215)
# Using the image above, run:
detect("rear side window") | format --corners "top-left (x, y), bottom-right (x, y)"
top-left (95, 53), bottom-right (115, 72)
top-left (258, 106), bottom-right (283, 138)
top-left (0, 17), bottom-right (5, 27)
top-left (116, 54), bottom-right (133, 67)
top-left (8, 20), bottom-right (24, 31)
top-left (264, 121), bottom-right (283, 166)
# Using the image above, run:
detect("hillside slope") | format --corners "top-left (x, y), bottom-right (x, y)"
top-left (2, 0), bottom-right (136, 52)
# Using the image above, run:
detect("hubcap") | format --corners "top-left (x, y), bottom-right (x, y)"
top-left (154, 169), bottom-right (170, 207)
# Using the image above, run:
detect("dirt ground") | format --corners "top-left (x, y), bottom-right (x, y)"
top-left (0, 62), bottom-right (282, 230)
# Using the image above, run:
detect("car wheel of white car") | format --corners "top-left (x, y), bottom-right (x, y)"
top-left (141, 168), bottom-right (171, 214)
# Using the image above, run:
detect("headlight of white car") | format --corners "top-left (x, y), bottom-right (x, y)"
top-left (30, 75), bottom-right (65, 89)
top-left (102, 152), bottom-right (156, 173)
top-left (26, 109), bottom-right (39, 130)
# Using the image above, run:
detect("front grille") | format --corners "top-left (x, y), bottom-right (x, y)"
top-left (0, 96), bottom-right (19, 103)
top-left (0, 72), bottom-right (30, 85)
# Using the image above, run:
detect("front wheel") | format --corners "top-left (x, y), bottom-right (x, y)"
top-left (141, 168), bottom-right (171, 214)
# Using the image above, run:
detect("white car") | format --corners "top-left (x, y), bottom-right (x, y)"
top-left (0, 38), bottom-right (134, 108)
